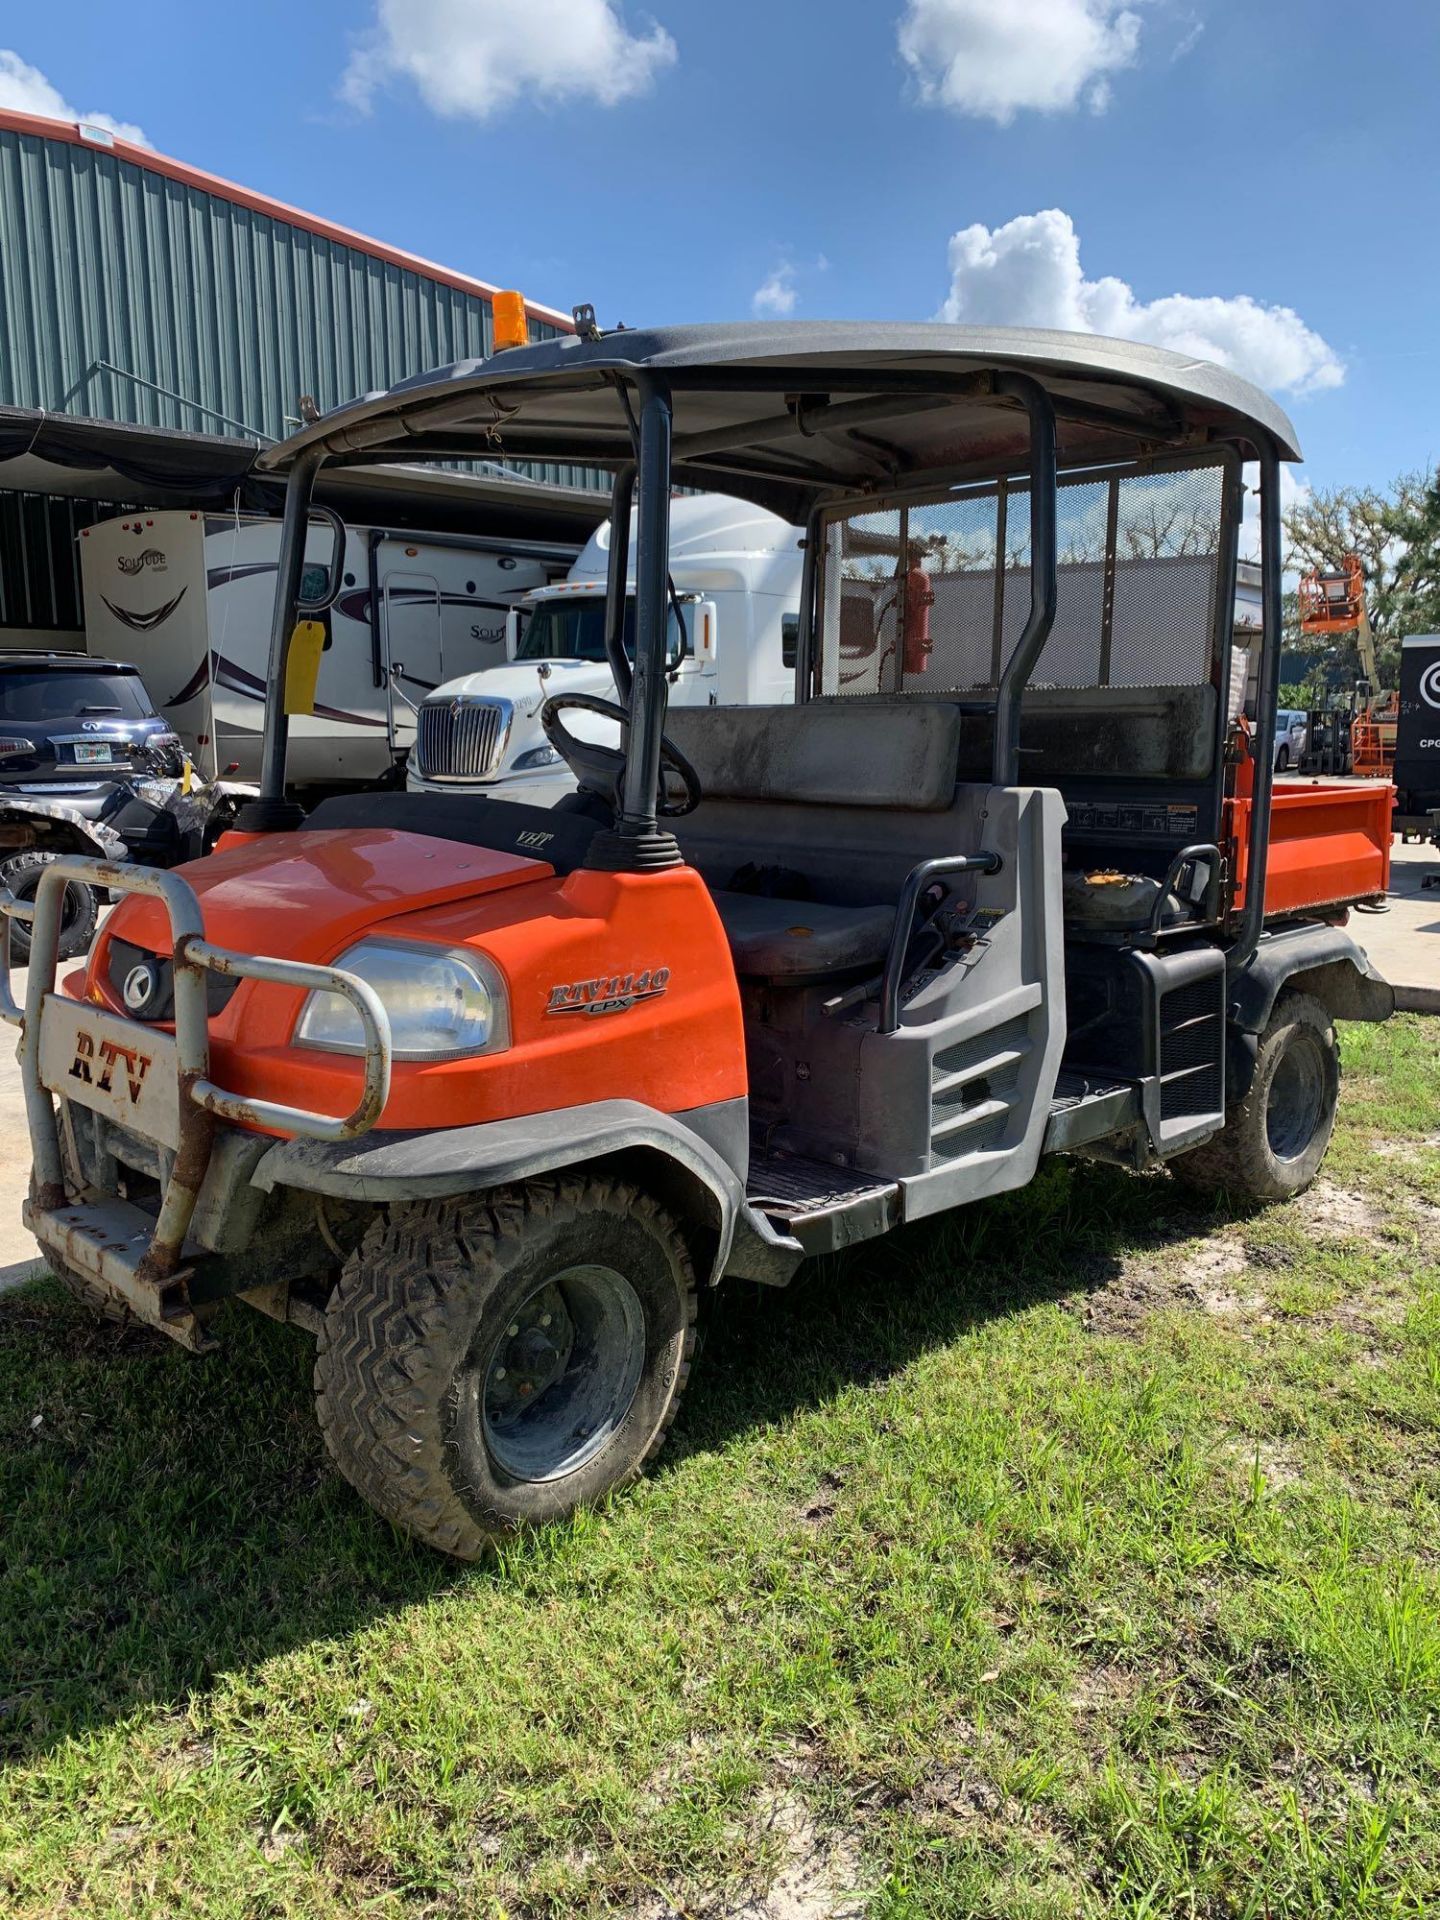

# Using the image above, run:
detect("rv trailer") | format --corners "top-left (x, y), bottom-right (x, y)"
top-left (79, 510), bottom-right (574, 789)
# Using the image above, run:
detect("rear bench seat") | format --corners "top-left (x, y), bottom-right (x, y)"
top-left (667, 684), bottom-right (1218, 968)
top-left (667, 698), bottom-right (972, 982)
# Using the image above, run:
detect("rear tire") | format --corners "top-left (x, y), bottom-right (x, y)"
top-left (1171, 991), bottom-right (1339, 1202)
top-left (2, 851), bottom-right (100, 962)
top-left (314, 1176), bottom-right (699, 1559)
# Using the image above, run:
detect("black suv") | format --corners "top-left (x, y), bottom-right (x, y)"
top-left (0, 652), bottom-right (183, 802)
top-left (0, 654), bottom-right (188, 959)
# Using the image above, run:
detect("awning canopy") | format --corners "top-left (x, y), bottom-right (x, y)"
top-left (0, 406), bottom-right (607, 544)
top-left (0, 407), bottom-right (254, 502)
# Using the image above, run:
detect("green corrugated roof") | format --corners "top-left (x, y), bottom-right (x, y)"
top-left (0, 115), bottom-right (604, 493)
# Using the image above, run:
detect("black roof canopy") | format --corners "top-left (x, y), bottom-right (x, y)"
top-left (256, 322), bottom-right (1302, 519)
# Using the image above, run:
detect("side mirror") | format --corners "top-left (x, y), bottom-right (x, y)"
top-left (505, 609), bottom-right (522, 660)
top-left (297, 505), bottom-right (345, 612)
top-left (667, 596), bottom-right (702, 673)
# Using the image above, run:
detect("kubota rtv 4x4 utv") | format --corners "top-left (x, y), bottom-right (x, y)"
top-left (4, 324), bottom-right (1394, 1558)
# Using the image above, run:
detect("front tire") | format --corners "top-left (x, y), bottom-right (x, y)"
top-left (1276, 746), bottom-right (1290, 772)
top-left (2, 851), bottom-right (100, 962)
top-left (1171, 991), bottom-right (1339, 1202)
top-left (314, 1176), bottom-right (698, 1559)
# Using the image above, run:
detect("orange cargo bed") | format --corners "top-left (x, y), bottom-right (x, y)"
top-left (1229, 777), bottom-right (1393, 918)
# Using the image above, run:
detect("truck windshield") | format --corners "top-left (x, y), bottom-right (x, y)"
top-left (517, 596), bottom-right (689, 666)
top-left (0, 670), bottom-right (156, 724)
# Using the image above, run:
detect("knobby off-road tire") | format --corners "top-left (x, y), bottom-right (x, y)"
top-left (2, 850), bottom-right (100, 962)
top-left (1171, 990), bottom-right (1339, 1203)
top-left (314, 1176), bottom-right (699, 1559)
top-left (41, 1250), bottom-right (138, 1326)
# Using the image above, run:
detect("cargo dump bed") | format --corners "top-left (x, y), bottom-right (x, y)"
top-left (1230, 777), bottom-right (1393, 919)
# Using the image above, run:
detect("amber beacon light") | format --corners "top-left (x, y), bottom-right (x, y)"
top-left (491, 290), bottom-right (529, 352)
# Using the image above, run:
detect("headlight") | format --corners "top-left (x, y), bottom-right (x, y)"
top-left (512, 744), bottom-right (562, 771)
top-left (296, 939), bottom-right (509, 1060)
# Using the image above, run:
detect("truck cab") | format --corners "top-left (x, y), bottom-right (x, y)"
top-left (405, 493), bottom-right (802, 805)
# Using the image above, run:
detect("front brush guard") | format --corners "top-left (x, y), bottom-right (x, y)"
top-left (0, 856), bottom-right (392, 1347)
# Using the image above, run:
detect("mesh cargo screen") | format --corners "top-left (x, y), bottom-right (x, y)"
top-left (821, 463), bottom-right (1227, 698)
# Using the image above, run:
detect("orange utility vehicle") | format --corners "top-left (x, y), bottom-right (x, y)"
top-left (4, 325), bottom-right (1394, 1558)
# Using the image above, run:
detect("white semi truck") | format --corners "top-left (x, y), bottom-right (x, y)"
top-left (405, 494), bottom-right (804, 805)
top-left (80, 509), bottom-right (572, 790)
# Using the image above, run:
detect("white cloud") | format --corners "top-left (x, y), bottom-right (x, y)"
top-left (939, 208), bottom-right (1344, 395)
top-left (1239, 462), bottom-right (1310, 563)
top-left (340, 0), bottom-right (676, 121)
top-left (750, 252), bottom-right (828, 319)
top-left (898, 0), bottom-right (1144, 124)
top-left (752, 260), bottom-right (798, 318)
top-left (0, 49), bottom-right (149, 146)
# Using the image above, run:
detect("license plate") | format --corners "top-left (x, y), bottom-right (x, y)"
top-left (38, 995), bottom-right (182, 1150)
top-left (73, 742), bottom-right (113, 764)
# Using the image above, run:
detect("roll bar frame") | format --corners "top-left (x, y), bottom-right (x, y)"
top-left (241, 446), bottom-right (326, 833)
top-left (1227, 439), bottom-right (1284, 975)
top-left (990, 374), bottom-right (1058, 788)
top-left (617, 376), bottom-right (675, 840)
top-left (243, 362), bottom-right (1282, 939)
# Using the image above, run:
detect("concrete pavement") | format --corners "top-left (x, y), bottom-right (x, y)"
top-left (0, 956), bottom-right (39, 1292)
top-left (1360, 836), bottom-right (1440, 1013)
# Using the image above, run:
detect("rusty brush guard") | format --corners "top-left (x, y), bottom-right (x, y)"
top-left (0, 857), bottom-right (392, 1347)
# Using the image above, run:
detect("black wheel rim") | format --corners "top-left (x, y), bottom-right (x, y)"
top-left (1266, 1030), bottom-right (1327, 1162)
top-left (481, 1265), bottom-right (645, 1483)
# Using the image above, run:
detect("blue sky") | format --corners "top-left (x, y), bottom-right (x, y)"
top-left (3, 0), bottom-right (1437, 500)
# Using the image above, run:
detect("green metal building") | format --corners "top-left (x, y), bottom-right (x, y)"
top-left (0, 106), bottom-right (595, 645)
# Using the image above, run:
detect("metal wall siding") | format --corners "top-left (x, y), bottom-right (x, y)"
top-left (0, 491), bottom-right (130, 630)
top-left (0, 124), bottom-right (601, 488)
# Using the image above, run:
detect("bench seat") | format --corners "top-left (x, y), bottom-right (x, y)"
top-left (708, 889), bottom-right (894, 981)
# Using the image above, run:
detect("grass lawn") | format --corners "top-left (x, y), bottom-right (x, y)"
top-left (1, 1016), bottom-right (1437, 1918)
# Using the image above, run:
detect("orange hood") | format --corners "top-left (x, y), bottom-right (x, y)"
top-left (100, 828), bottom-right (551, 964)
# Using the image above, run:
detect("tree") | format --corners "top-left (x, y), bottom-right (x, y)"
top-left (1281, 470), bottom-right (1433, 683)
top-left (1383, 473), bottom-right (1440, 637)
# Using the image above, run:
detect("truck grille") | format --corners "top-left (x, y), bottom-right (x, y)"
top-left (416, 699), bottom-right (511, 781)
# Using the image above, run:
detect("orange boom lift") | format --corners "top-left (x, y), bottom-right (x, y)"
top-left (1296, 554), bottom-right (1397, 777)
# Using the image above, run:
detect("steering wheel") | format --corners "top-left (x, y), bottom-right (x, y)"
top-left (540, 692), bottom-right (702, 819)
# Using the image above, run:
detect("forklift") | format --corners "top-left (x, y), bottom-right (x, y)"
top-left (3, 322), bottom-right (1394, 1558)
